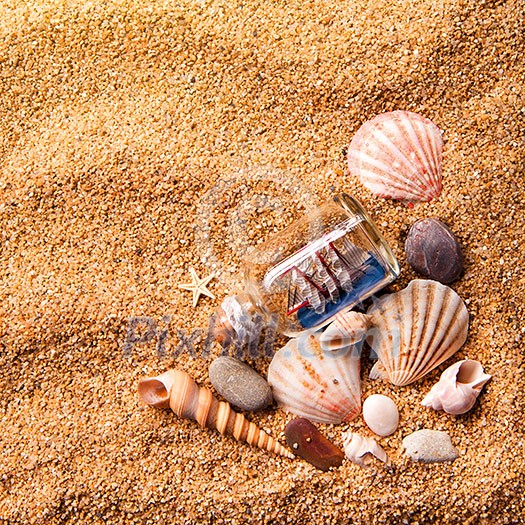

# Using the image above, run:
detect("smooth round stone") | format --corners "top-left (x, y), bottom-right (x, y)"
top-left (285, 417), bottom-right (344, 471)
top-left (403, 429), bottom-right (459, 463)
top-left (209, 356), bottom-right (273, 412)
top-left (362, 394), bottom-right (399, 436)
top-left (405, 218), bottom-right (464, 284)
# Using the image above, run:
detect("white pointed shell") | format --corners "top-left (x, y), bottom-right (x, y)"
top-left (368, 279), bottom-right (469, 386)
top-left (342, 432), bottom-right (389, 468)
top-left (348, 111), bottom-right (443, 205)
top-left (267, 333), bottom-right (361, 424)
top-left (422, 359), bottom-right (491, 414)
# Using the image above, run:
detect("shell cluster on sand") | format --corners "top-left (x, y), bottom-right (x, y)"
top-left (321, 280), bottom-right (469, 386)
top-left (137, 111), bottom-right (491, 468)
top-left (321, 279), bottom-right (469, 386)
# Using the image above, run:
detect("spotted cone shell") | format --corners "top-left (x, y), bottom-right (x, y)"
top-left (347, 111), bottom-right (443, 205)
top-left (368, 280), bottom-right (469, 386)
top-left (267, 333), bottom-right (361, 424)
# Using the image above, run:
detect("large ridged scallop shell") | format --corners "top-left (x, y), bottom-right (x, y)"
top-left (321, 280), bottom-right (469, 386)
top-left (368, 280), bottom-right (468, 386)
top-left (267, 333), bottom-right (361, 424)
top-left (347, 111), bottom-right (443, 205)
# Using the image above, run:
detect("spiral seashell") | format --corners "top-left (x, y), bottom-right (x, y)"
top-left (267, 332), bottom-right (361, 424)
top-left (342, 432), bottom-right (390, 468)
top-left (138, 369), bottom-right (293, 459)
top-left (347, 111), bottom-right (443, 205)
top-left (421, 360), bottom-right (491, 415)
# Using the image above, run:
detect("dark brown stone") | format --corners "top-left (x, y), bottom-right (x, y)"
top-left (285, 417), bottom-right (344, 471)
top-left (405, 218), bottom-right (464, 284)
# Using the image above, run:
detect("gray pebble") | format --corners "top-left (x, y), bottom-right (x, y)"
top-left (403, 429), bottom-right (459, 463)
top-left (209, 356), bottom-right (273, 412)
top-left (405, 218), bottom-right (463, 284)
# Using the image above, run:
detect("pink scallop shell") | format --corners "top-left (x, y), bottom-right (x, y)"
top-left (268, 333), bottom-right (361, 424)
top-left (348, 111), bottom-right (443, 206)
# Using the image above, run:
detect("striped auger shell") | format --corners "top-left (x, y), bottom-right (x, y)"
top-left (138, 368), bottom-right (294, 459)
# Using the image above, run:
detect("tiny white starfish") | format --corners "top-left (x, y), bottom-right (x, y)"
top-left (178, 267), bottom-right (216, 307)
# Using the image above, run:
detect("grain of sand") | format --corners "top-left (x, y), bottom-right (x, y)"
top-left (0, 0), bottom-right (524, 523)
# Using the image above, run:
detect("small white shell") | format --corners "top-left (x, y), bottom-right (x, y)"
top-left (348, 110), bottom-right (443, 205)
top-left (267, 333), bottom-right (361, 424)
top-left (362, 394), bottom-right (399, 436)
top-left (422, 359), bottom-right (491, 415)
top-left (342, 432), bottom-right (389, 468)
top-left (212, 293), bottom-right (264, 347)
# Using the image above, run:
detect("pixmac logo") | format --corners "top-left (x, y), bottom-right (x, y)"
top-left (121, 312), bottom-right (280, 360)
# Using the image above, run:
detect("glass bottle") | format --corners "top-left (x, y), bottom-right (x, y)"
top-left (212, 193), bottom-right (399, 349)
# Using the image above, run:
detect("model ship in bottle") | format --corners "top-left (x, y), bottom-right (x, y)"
top-left (212, 194), bottom-right (400, 350)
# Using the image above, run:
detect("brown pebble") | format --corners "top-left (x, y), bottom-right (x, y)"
top-left (405, 218), bottom-right (464, 283)
top-left (285, 417), bottom-right (344, 471)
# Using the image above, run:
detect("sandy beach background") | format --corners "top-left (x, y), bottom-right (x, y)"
top-left (1, 0), bottom-right (524, 523)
